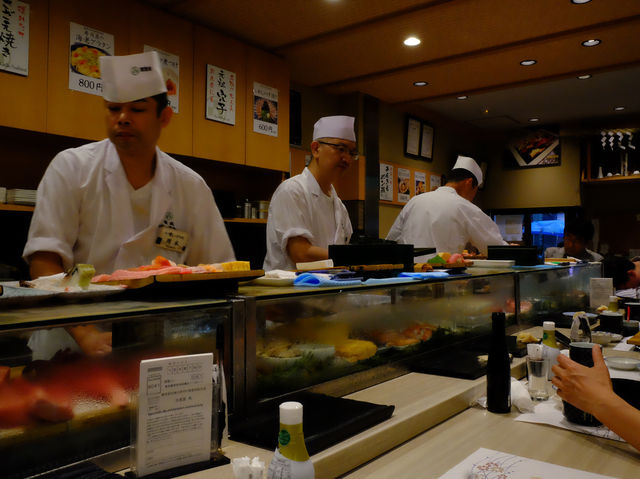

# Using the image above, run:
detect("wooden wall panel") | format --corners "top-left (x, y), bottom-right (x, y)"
top-left (46, 0), bottom-right (130, 140)
top-left (0, 0), bottom-right (48, 132)
top-left (245, 46), bottom-right (289, 171)
top-left (192, 26), bottom-right (246, 165)
top-left (129, 3), bottom-right (193, 156)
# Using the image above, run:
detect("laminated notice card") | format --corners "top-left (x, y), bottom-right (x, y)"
top-left (0, 0), bottom-right (29, 76)
top-left (69, 22), bottom-right (114, 96)
top-left (144, 45), bottom-right (179, 113)
top-left (135, 353), bottom-right (213, 477)
top-left (206, 65), bottom-right (236, 125)
top-left (253, 81), bottom-right (278, 137)
top-left (590, 277), bottom-right (613, 309)
top-left (379, 163), bottom-right (393, 201)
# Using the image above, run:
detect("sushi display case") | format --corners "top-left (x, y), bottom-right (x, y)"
top-left (237, 271), bottom-right (517, 411)
top-left (0, 298), bottom-right (240, 479)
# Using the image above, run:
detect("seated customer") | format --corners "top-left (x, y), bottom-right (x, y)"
top-left (603, 255), bottom-right (640, 299)
top-left (544, 217), bottom-right (602, 262)
top-left (552, 345), bottom-right (640, 452)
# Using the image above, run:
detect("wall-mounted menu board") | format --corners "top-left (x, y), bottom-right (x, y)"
top-left (379, 161), bottom-right (442, 206)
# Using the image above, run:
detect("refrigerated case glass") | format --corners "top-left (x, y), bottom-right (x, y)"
top-left (0, 298), bottom-right (234, 478)
top-left (240, 272), bottom-right (516, 406)
top-left (517, 263), bottom-right (602, 326)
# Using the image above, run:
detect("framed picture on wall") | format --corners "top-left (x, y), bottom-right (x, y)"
top-left (419, 123), bottom-right (434, 160)
top-left (404, 116), bottom-right (421, 158)
top-left (506, 129), bottom-right (561, 168)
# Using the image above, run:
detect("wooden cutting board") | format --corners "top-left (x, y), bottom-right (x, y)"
top-left (95, 270), bottom-right (264, 289)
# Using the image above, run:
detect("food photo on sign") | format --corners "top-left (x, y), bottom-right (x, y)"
top-left (506, 129), bottom-right (561, 168)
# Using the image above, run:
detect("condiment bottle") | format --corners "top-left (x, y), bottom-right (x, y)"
top-left (608, 295), bottom-right (619, 312)
top-left (542, 321), bottom-right (558, 348)
top-left (267, 402), bottom-right (315, 479)
top-left (487, 312), bottom-right (511, 414)
top-left (541, 321), bottom-right (560, 379)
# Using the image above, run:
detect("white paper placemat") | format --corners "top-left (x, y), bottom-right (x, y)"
top-left (437, 447), bottom-right (617, 479)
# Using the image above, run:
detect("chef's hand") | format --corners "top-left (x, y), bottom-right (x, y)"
top-left (551, 345), bottom-right (613, 415)
top-left (67, 325), bottom-right (112, 357)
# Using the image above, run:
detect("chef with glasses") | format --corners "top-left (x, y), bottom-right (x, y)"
top-left (263, 115), bottom-right (356, 271)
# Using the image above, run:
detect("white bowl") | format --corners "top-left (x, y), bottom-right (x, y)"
top-left (591, 331), bottom-right (614, 345)
top-left (605, 357), bottom-right (640, 371)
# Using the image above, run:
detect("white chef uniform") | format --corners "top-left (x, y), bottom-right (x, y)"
top-left (387, 155), bottom-right (505, 259)
top-left (263, 167), bottom-right (353, 271)
top-left (386, 186), bottom-right (506, 259)
top-left (23, 139), bottom-right (235, 274)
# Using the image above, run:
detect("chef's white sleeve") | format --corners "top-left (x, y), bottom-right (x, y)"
top-left (23, 153), bottom-right (81, 270)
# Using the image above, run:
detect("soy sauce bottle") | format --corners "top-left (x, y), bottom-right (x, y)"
top-left (487, 312), bottom-right (511, 413)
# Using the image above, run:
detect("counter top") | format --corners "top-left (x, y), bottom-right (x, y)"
top-left (114, 335), bottom-right (639, 479)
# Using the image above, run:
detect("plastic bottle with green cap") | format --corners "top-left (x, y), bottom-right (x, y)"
top-left (267, 401), bottom-right (314, 479)
top-left (542, 321), bottom-right (560, 379)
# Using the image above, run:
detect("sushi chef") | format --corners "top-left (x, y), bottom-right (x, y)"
top-left (386, 155), bottom-right (506, 258)
top-left (23, 51), bottom-right (234, 358)
top-left (263, 115), bottom-right (355, 271)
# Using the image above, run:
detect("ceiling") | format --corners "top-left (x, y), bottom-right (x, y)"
top-left (144, 0), bottom-right (640, 130)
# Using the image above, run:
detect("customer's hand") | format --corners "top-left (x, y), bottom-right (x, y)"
top-left (551, 345), bottom-right (613, 415)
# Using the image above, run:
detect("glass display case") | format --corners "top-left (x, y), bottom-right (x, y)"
top-left (517, 263), bottom-right (602, 327)
top-left (238, 272), bottom-right (517, 410)
top-left (0, 298), bottom-right (239, 478)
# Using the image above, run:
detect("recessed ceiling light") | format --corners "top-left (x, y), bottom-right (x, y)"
top-left (528, 118), bottom-right (540, 122)
top-left (614, 106), bottom-right (625, 111)
top-left (582, 39), bottom-right (601, 47)
top-left (571, 0), bottom-right (592, 4)
top-left (456, 95), bottom-right (469, 100)
top-left (577, 74), bottom-right (592, 80)
top-left (404, 36), bottom-right (421, 46)
top-left (520, 59), bottom-right (537, 66)
top-left (413, 81), bottom-right (428, 86)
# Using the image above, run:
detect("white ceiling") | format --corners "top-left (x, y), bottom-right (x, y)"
top-left (144, 0), bottom-right (640, 131)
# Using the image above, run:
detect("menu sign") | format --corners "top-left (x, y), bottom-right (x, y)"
top-left (379, 163), bottom-right (393, 201)
top-left (397, 167), bottom-right (411, 203)
top-left (206, 65), bottom-right (236, 125)
top-left (253, 81), bottom-right (278, 137)
top-left (144, 45), bottom-right (179, 113)
top-left (135, 353), bottom-right (213, 476)
top-left (414, 170), bottom-right (426, 196)
top-left (0, 0), bottom-right (29, 76)
top-left (68, 22), bottom-right (114, 96)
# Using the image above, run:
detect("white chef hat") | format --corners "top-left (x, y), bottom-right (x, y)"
top-left (313, 115), bottom-right (356, 142)
top-left (100, 51), bottom-right (167, 103)
top-left (453, 155), bottom-right (483, 186)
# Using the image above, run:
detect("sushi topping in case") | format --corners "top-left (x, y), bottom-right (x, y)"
top-left (91, 255), bottom-right (252, 283)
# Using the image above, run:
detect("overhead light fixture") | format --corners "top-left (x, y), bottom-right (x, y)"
top-left (528, 118), bottom-right (540, 122)
top-left (577, 74), bottom-right (592, 80)
top-left (413, 81), bottom-right (428, 86)
top-left (456, 95), bottom-right (469, 100)
top-left (614, 106), bottom-right (625, 111)
top-left (571, 0), bottom-right (592, 4)
top-left (581, 39), bottom-right (601, 47)
top-left (520, 59), bottom-right (537, 66)
top-left (403, 36), bottom-right (421, 46)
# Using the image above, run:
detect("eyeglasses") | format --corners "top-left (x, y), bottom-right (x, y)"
top-left (318, 141), bottom-right (359, 160)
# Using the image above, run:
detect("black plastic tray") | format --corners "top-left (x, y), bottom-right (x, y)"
top-left (230, 392), bottom-right (394, 455)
